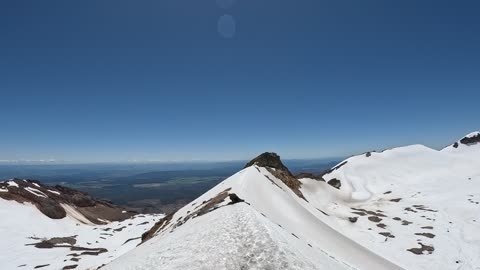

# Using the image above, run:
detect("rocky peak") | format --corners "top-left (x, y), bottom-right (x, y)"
top-left (244, 152), bottom-right (292, 175)
top-left (460, 132), bottom-right (480, 145)
top-left (245, 152), bottom-right (307, 201)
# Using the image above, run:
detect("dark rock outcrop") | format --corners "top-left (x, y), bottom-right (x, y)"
top-left (0, 179), bottom-right (133, 223)
top-left (228, 193), bottom-right (244, 204)
top-left (327, 178), bottom-right (341, 189)
top-left (320, 161), bottom-right (348, 178)
top-left (295, 173), bottom-right (325, 182)
top-left (245, 152), bottom-right (307, 200)
top-left (460, 133), bottom-right (480, 145)
top-left (349, 217), bottom-right (358, 223)
top-left (244, 152), bottom-right (292, 174)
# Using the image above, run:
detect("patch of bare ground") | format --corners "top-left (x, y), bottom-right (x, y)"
top-left (327, 178), bottom-right (341, 189)
top-left (264, 174), bottom-right (284, 190)
top-left (70, 246), bottom-right (107, 254)
top-left (113, 226), bottom-right (126, 232)
top-left (122, 237), bottom-right (141, 245)
top-left (136, 221), bottom-right (149, 226)
top-left (141, 212), bottom-right (174, 243)
top-left (368, 216), bottom-right (382, 223)
top-left (404, 207), bottom-right (417, 213)
top-left (295, 173), bottom-right (325, 181)
top-left (244, 152), bottom-right (306, 200)
top-left (393, 217), bottom-right (401, 221)
top-left (415, 233), bottom-right (435, 238)
top-left (401, 220), bottom-right (413, 226)
top-left (34, 265), bottom-right (50, 269)
top-left (316, 208), bottom-right (329, 216)
top-left (351, 208), bottom-right (387, 217)
top-left (379, 232), bottom-right (395, 238)
top-left (412, 205), bottom-right (438, 212)
top-left (421, 226), bottom-right (433, 229)
top-left (0, 179), bottom-right (134, 223)
top-left (322, 161), bottom-right (348, 175)
top-left (28, 236), bottom-right (77, 248)
top-left (390, 198), bottom-right (402, 202)
top-left (63, 265), bottom-right (78, 270)
top-left (407, 243), bottom-right (434, 255)
top-left (377, 223), bottom-right (387, 229)
top-left (266, 167), bottom-right (307, 201)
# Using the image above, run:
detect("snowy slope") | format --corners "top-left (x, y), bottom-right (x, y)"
top-left (104, 169), bottom-right (402, 269)
top-left (312, 132), bottom-right (480, 270)
top-left (104, 132), bottom-right (480, 270)
top-left (0, 180), bottom-right (163, 270)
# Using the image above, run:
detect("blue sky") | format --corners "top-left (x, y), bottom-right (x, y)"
top-left (0, 0), bottom-right (479, 162)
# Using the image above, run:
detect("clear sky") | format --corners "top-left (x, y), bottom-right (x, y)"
top-left (1, 0), bottom-right (479, 163)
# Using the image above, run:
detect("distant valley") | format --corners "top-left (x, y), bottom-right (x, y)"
top-left (0, 159), bottom-right (339, 214)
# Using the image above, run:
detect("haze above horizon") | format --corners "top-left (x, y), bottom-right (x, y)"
top-left (1, 0), bottom-right (479, 163)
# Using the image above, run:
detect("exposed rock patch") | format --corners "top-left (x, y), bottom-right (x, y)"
top-left (244, 152), bottom-right (291, 173)
top-left (379, 232), bottom-right (395, 238)
top-left (415, 233), bottom-right (435, 239)
top-left (244, 152), bottom-right (306, 200)
top-left (322, 161), bottom-right (348, 175)
top-left (368, 216), bottom-right (382, 223)
top-left (349, 217), bottom-right (358, 223)
top-left (295, 173), bottom-right (325, 181)
top-left (460, 133), bottom-right (480, 145)
top-left (407, 243), bottom-right (434, 255)
top-left (377, 223), bottom-right (387, 229)
top-left (327, 178), bottom-right (341, 189)
top-left (0, 179), bottom-right (133, 223)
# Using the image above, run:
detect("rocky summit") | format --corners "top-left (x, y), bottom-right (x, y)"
top-left (244, 152), bottom-right (292, 175)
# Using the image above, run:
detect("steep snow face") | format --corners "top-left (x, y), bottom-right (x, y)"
top-left (0, 198), bottom-right (163, 270)
top-left (105, 166), bottom-right (403, 270)
top-left (313, 136), bottom-right (480, 270)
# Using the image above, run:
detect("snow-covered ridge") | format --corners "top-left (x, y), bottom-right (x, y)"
top-left (105, 132), bottom-right (479, 270)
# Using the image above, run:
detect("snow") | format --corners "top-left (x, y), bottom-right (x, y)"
top-left (0, 188), bottom-right (7, 193)
top-left (97, 218), bottom-right (110, 223)
top-left (2, 132), bottom-right (478, 270)
top-left (7, 181), bottom-right (19, 188)
top-left (61, 203), bottom-right (94, 225)
top-left (464, 131), bottom-right (480, 138)
top-left (311, 139), bottom-right (480, 270)
top-left (47, 189), bottom-right (60, 195)
top-left (105, 166), bottom-right (403, 270)
top-left (104, 133), bottom-right (480, 270)
top-left (0, 199), bottom-right (162, 270)
top-left (25, 187), bottom-right (48, 198)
